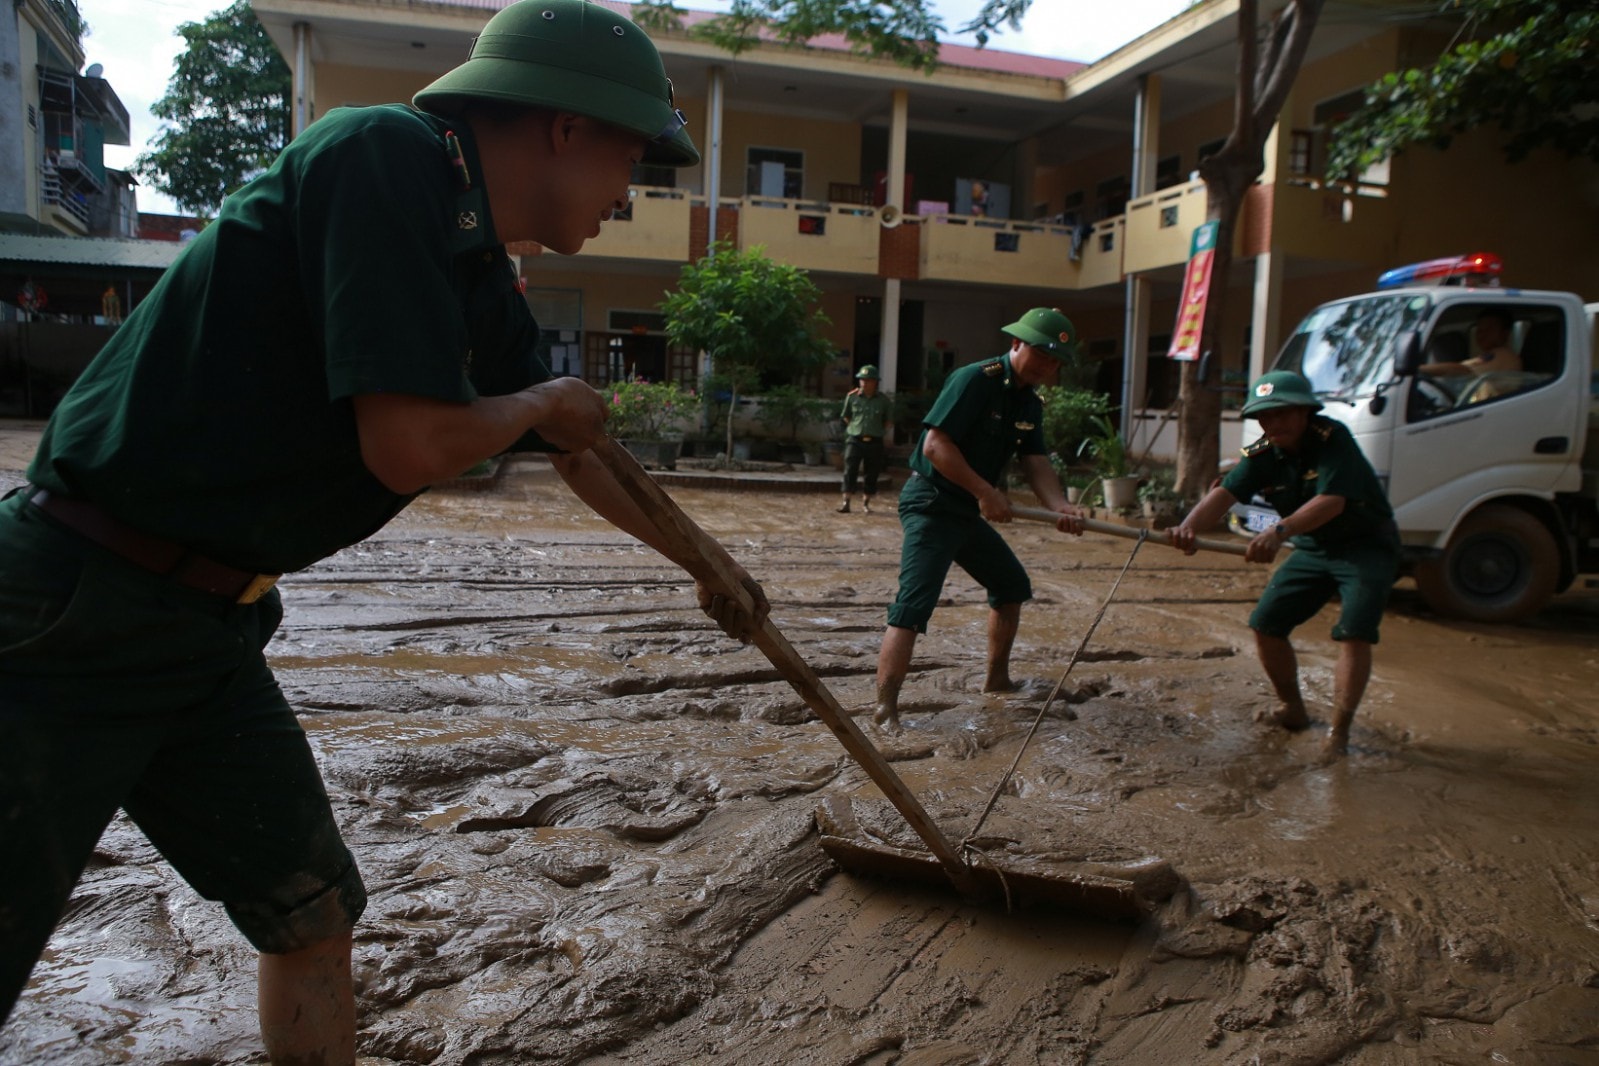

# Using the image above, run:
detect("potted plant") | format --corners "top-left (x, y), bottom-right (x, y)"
top-left (1062, 470), bottom-right (1097, 506)
top-left (608, 379), bottom-right (691, 469)
top-left (756, 384), bottom-right (828, 464)
top-left (1077, 415), bottom-right (1138, 511)
top-left (1138, 472), bottom-right (1182, 527)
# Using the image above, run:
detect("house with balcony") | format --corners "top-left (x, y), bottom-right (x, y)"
top-left (1, 0), bottom-right (133, 239)
top-left (250, 0), bottom-right (1599, 459)
top-left (0, 0), bottom-right (182, 414)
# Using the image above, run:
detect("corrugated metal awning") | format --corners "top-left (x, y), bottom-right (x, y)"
top-left (0, 233), bottom-right (182, 271)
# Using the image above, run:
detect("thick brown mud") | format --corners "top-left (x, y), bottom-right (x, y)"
top-left (3, 447), bottom-right (1599, 1065)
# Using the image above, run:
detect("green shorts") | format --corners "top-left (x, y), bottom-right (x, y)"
top-left (886, 474), bottom-right (1031, 633)
top-left (1249, 535), bottom-right (1400, 644)
top-left (0, 494), bottom-right (365, 1021)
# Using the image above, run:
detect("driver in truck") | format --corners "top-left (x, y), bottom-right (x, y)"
top-left (1420, 309), bottom-right (1522, 377)
top-left (1167, 371), bottom-right (1400, 762)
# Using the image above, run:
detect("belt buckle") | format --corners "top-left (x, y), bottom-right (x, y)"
top-left (236, 573), bottom-right (280, 604)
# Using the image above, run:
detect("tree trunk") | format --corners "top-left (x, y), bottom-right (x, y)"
top-left (1172, 0), bottom-right (1326, 502)
top-left (1173, 167), bottom-right (1250, 500)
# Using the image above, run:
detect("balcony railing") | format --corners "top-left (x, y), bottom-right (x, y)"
top-left (1123, 179), bottom-right (1210, 274)
top-left (734, 196), bottom-right (880, 275)
top-left (563, 179), bottom-right (1427, 294)
top-left (918, 213), bottom-right (1079, 288)
top-left (39, 163), bottom-right (89, 232)
top-left (576, 186), bottom-right (693, 262)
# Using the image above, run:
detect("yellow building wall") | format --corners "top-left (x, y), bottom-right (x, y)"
top-left (718, 111), bottom-right (861, 202)
top-left (1388, 134), bottom-right (1599, 301)
top-left (1282, 29), bottom-right (1402, 132)
top-left (1153, 97), bottom-right (1233, 185)
top-left (314, 63), bottom-right (431, 111)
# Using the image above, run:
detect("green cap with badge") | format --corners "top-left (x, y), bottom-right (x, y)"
top-left (1001, 307), bottom-right (1079, 361)
top-left (414, 0), bottom-right (699, 168)
top-left (1241, 370), bottom-right (1323, 416)
top-left (855, 365), bottom-right (879, 379)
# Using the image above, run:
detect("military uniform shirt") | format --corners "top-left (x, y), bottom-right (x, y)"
top-left (908, 353), bottom-right (1046, 507)
top-left (839, 390), bottom-right (890, 438)
top-left (1221, 415), bottom-right (1393, 548)
top-left (29, 105), bottom-right (548, 574)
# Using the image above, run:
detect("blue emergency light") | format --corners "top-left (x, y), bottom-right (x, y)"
top-left (1376, 252), bottom-right (1502, 290)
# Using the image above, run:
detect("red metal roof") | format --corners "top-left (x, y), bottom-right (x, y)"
top-left (420, 0), bottom-right (1085, 77)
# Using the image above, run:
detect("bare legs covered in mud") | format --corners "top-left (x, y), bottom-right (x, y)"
top-left (1253, 630), bottom-right (1373, 760)
top-left (874, 603), bottom-right (1023, 730)
top-left (258, 931), bottom-right (355, 1066)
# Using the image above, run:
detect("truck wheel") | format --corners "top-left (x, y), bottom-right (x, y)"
top-left (1414, 504), bottom-right (1558, 623)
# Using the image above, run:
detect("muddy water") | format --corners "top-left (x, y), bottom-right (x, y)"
top-left (3, 453), bottom-right (1599, 1065)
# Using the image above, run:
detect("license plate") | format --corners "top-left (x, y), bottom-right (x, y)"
top-left (1229, 503), bottom-right (1279, 535)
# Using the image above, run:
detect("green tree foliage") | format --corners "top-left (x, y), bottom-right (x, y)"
top-left (1327, 0), bottom-right (1599, 177)
top-left (134, 1), bottom-right (290, 216)
top-left (659, 242), bottom-right (835, 457)
top-left (1038, 386), bottom-right (1113, 461)
top-left (633, 0), bottom-right (1032, 71)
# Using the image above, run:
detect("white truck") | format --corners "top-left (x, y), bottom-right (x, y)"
top-left (1230, 253), bottom-right (1599, 623)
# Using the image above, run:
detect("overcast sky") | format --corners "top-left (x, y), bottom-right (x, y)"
top-left (82, 0), bottom-right (1192, 216)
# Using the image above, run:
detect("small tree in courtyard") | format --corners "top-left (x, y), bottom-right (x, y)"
top-left (659, 242), bottom-right (836, 462)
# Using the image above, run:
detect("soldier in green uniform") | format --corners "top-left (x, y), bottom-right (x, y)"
top-left (874, 308), bottom-right (1086, 730)
top-left (0, 3), bottom-right (768, 1061)
top-left (837, 364), bottom-right (892, 513)
top-left (1169, 370), bottom-right (1398, 761)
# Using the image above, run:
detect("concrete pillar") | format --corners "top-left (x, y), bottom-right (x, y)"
top-left (1249, 251), bottom-right (1284, 379)
top-left (292, 22), bottom-right (314, 137)
top-left (1121, 74), bottom-right (1161, 433)
top-left (879, 277), bottom-right (902, 393)
top-left (886, 89), bottom-right (908, 211)
top-left (706, 65), bottom-right (725, 250)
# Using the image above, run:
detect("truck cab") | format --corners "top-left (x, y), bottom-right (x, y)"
top-left (1249, 253), bottom-right (1597, 622)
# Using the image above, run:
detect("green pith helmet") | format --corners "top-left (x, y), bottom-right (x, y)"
top-left (1000, 306), bottom-right (1079, 361)
top-left (856, 365), bottom-right (880, 380)
top-left (414, 0), bottom-right (699, 167)
top-left (1241, 370), bottom-right (1323, 416)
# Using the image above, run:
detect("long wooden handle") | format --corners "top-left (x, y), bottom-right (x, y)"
top-left (1011, 505), bottom-right (1249, 557)
top-left (590, 438), bottom-right (978, 894)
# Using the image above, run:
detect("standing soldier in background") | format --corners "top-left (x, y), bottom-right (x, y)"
top-left (837, 364), bottom-right (891, 513)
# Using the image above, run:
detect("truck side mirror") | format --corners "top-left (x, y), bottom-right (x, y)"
top-left (1394, 331), bottom-right (1423, 376)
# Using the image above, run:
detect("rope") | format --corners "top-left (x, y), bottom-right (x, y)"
top-left (961, 528), bottom-right (1149, 854)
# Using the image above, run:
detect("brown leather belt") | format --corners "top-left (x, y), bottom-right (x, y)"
top-left (28, 488), bottom-right (280, 604)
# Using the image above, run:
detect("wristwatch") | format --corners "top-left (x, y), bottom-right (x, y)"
top-left (1272, 520), bottom-right (1292, 541)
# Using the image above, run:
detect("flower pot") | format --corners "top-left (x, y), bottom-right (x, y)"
top-left (1100, 475), bottom-right (1139, 511)
top-left (1066, 486), bottom-right (1083, 505)
top-left (623, 439), bottom-right (682, 470)
top-left (823, 441), bottom-right (844, 470)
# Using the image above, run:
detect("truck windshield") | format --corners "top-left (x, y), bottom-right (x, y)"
top-left (1272, 293), bottom-right (1431, 399)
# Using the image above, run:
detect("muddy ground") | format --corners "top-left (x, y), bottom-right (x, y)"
top-left (3, 435), bottom-right (1598, 1065)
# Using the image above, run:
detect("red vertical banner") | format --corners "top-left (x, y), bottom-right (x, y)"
top-left (1167, 220), bottom-right (1219, 362)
